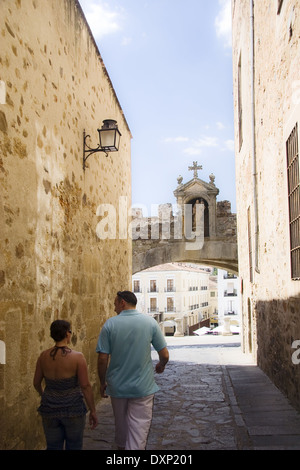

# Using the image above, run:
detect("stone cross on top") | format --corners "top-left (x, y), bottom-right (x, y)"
top-left (188, 161), bottom-right (203, 178)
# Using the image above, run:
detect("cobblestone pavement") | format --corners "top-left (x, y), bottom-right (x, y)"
top-left (83, 334), bottom-right (300, 452)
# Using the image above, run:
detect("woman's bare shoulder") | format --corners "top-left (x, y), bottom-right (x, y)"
top-left (69, 349), bottom-right (86, 363)
top-left (39, 348), bottom-right (85, 362)
top-left (39, 348), bottom-right (53, 358)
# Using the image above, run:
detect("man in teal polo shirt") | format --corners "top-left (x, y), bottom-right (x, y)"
top-left (96, 291), bottom-right (169, 450)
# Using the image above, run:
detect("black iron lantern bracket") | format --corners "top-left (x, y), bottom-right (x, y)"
top-left (83, 130), bottom-right (108, 171)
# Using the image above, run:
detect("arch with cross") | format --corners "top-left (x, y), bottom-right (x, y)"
top-left (132, 163), bottom-right (237, 274)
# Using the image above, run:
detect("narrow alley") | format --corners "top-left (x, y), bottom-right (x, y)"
top-left (83, 334), bottom-right (300, 452)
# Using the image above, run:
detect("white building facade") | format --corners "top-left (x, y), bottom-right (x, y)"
top-left (217, 270), bottom-right (241, 332)
top-left (132, 263), bottom-right (211, 335)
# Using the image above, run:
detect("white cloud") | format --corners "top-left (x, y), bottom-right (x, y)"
top-left (183, 147), bottom-right (202, 156)
top-left (80, 1), bottom-right (122, 40)
top-left (217, 121), bottom-right (225, 130)
top-left (215, 0), bottom-right (232, 49)
top-left (183, 135), bottom-right (218, 156)
top-left (121, 36), bottom-right (132, 46)
top-left (164, 136), bottom-right (189, 143)
top-left (194, 136), bottom-right (219, 148)
top-left (196, 136), bottom-right (218, 147)
top-left (165, 133), bottom-right (223, 157)
top-left (225, 139), bottom-right (235, 151)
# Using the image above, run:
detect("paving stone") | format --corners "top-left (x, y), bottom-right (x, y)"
top-left (83, 335), bottom-right (300, 452)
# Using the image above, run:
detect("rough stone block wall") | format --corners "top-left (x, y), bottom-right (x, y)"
top-left (216, 201), bottom-right (237, 239)
top-left (232, 0), bottom-right (300, 408)
top-left (0, 0), bottom-right (132, 449)
top-left (256, 297), bottom-right (300, 410)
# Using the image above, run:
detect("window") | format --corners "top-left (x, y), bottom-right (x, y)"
top-left (189, 304), bottom-right (199, 310)
top-left (167, 297), bottom-right (174, 312)
top-left (149, 298), bottom-right (157, 312)
top-left (286, 123), bottom-right (300, 280)
top-left (166, 279), bottom-right (174, 292)
top-left (277, 0), bottom-right (283, 14)
top-left (149, 280), bottom-right (157, 292)
top-left (248, 207), bottom-right (253, 283)
top-left (238, 54), bottom-right (243, 151)
top-left (224, 272), bottom-right (237, 279)
top-left (133, 280), bottom-right (141, 293)
top-left (0, 340), bottom-right (5, 364)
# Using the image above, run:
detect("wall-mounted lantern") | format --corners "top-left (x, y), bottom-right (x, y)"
top-left (83, 119), bottom-right (121, 171)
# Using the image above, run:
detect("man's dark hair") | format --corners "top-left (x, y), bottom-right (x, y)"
top-left (50, 320), bottom-right (71, 342)
top-left (117, 291), bottom-right (137, 306)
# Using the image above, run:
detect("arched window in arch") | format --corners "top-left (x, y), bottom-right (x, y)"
top-left (189, 198), bottom-right (209, 237)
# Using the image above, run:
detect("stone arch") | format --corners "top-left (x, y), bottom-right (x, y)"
top-left (132, 238), bottom-right (238, 275)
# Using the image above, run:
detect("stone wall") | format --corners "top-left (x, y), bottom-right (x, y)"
top-left (216, 201), bottom-right (237, 238)
top-left (0, 0), bottom-right (132, 449)
top-left (132, 201), bottom-right (237, 274)
top-left (232, 0), bottom-right (300, 408)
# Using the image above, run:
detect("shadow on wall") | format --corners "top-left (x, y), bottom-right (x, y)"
top-left (255, 295), bottom-right (300, 411)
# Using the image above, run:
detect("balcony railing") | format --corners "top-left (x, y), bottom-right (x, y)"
top-left (148, 308), bottom-right (159, 313)
top-left (224, 290), bottom-right (237, 297)
top-left (189, 304), bottom-right (199, 310)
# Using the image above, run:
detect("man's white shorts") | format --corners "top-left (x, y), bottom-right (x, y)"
top-left (111, 394), bottom-right (154, 450)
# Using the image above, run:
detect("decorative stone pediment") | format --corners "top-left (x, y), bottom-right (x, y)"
top-left (174, 176), bottom-right (219, 203)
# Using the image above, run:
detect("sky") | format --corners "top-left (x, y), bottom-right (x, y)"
top-left (79, 0), bottom-right (235, 214)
